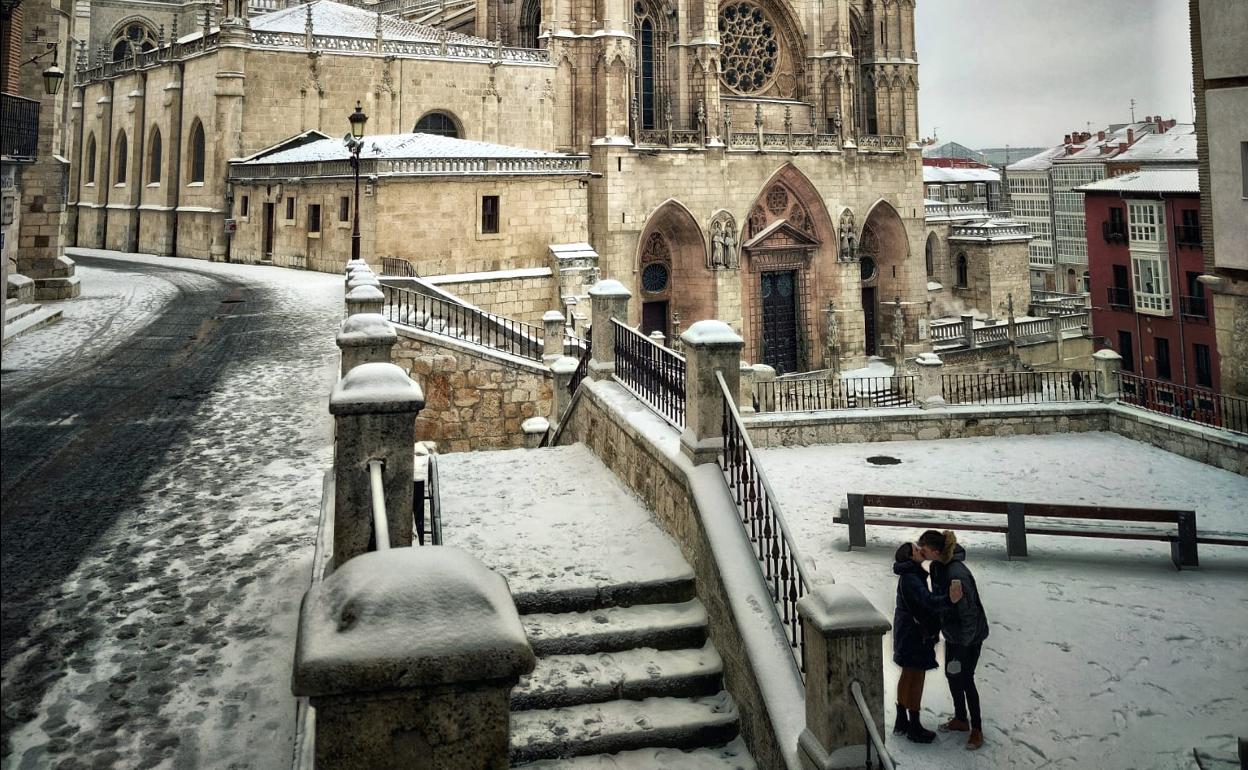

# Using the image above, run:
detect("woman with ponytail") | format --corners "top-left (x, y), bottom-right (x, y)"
top-left (918, 529), bottom-right (991, 751)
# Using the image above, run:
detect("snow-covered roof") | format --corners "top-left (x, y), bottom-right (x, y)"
top-left (1111, 125), bottom-right (1196, 165)
top-left (238, 132), bottom-right (575, 164)
top-left (921, 141), bottom-right (985, 162)
top-left (1007, 145), bottom-right (1066, 172)
top-left (250, 0), bottom-right (492, 46)
top-left (1077, 168), bottom-right (1199, 195)
top-left (924, 166), bottom-right (1001, 184)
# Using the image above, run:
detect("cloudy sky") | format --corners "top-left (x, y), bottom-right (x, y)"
top-left (915, 0), bottom-right (1195, 150)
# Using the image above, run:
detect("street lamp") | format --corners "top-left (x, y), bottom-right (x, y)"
top-left (346, 101), bottom-right (368, 262)
top-left (22, 42), bottom-right (64, 95)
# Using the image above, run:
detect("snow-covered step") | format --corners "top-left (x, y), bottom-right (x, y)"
top-left (4, 303), bottom-right (41, 324)
top-left (522, 600), bottom-right (708, 657)
top-left (509, 692), bottom-right (741, 765)
top-left (2, 304), bottom-right (63, 344)
top-left (514, 738), bottom-right (757, 770)
top-left (512, 643), bottom-right (722, 711)
top-left (512, 573), bottom-right (696, 615)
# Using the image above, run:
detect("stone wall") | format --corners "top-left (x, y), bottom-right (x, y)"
top-left (558, 380), bottom-right (796, 770)
top-left (390, 327), bottom-right (553, 453)
top-left (429, 274), bottom-right (559, 327)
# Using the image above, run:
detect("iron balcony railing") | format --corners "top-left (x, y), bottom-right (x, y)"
top-left (757, 376), bottom-right (917, 413)
top-left (1118, 372), bottom-right (1247, 435)
top-left (1, 93), bottom-right (40, 160)
top-left (1102, 221), bottom-right (1128, 244)
top-left (1106, 286), bottom-right (1132, 310)
top-left (382, 283), bottom-right (545, 361)
top-left (1031, 290), bottom-right (1089, 312)
top-left (942, 370), bottom-right (1099, 405)
top-left (1180, 295), bottom-right (1209, 320)
top-left (717, 370), bottom-right (810, 672)
top-left (611, 319), bottom-right (686, 427)
top-left (1174, 225), bottom-right (1203, 248)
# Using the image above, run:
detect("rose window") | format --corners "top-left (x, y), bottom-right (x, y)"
top-left (718, 2), bottom-right (780, 95)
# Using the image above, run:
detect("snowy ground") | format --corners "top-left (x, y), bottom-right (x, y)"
top-left (757, 433), bottom-right (1248, 769)
top-left (438, 443), bottom-right (692, 604)
top-left (2, 249), bottom-right (343, 769)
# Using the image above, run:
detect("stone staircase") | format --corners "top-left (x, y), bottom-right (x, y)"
top-left (509, 578), bottom-right (754, 768)
top-left (2, 297), bottom-right (63, 345)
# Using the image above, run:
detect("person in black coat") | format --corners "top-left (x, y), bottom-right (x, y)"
top-left (892, 541), bottom-right (962, 743)
top-left (919, 529), bottom-right (990, 751)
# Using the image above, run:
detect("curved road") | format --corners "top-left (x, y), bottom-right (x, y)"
top-left (1, 251), bottom-right (342, 769)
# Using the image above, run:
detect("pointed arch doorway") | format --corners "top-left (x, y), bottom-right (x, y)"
top-left (636, 201), bottom-right (712, 339)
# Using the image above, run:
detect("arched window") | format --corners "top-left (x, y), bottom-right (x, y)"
top-left (519, 0), bottom-right (542, 48)
top-left (85, 134), bottom-right (97, 184)
top-left (956, 252), bottom-right (968, 287)
top-left (1066, 267), bottom-right (1077, 294)
top-left (148, 128), bottom-right (162, 183)
top-left (634, 0), bottom-right (670, 130)
top-left (112, 21), bottom-right (157, 61)
top-left (414, 112), bottom-right (460, 138)
top-left (189, 120), bottom-right (206, 183)
top-left (1082, 270), bottom-right (1091, 294)
top-left (924, 234), bottom-right (935, 277)
top-left (115, 131), bottom-right (128, 184)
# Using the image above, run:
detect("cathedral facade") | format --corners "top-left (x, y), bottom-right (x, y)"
top-left (68, 0), bottom-right (927, 373)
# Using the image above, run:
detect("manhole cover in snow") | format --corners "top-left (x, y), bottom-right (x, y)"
top-left (866, 455), bottom-right (902, 465)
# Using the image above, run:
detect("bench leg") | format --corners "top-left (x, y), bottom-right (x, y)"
top-left (1006, 502), bottom-right (1028, 560)
top-left (846, 494), bottom-right (866, 551)
top-left (1172, 511), bottom-right (1198, 570)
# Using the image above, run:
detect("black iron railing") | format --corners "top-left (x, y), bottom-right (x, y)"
top-left (382, 283), bottom-right (544, 361)
top-left (1118, 372), bottom-right (1247, 435)
top-left (1174, 225), bottom-right (1203, 248)
top-left (1, 93), bottom-right (40, 159)
top-left (942, 370), bottom-right (1099, 405)
top-left (612, 319), bottom-right (686, 427)
top-left (1106, 286), bottom-right (1132, 310)
top-left (1102, 221), bottom-right (1127, 244)
top-left (569, 336), bottom-right (592, 395)
top-left (757, 376), bottom-right (917, 412)
top-left (851, 681), bottom-right (897, 770)
top-left (1179, 295), bottom-right (1209, 319)
top-left (380, 256), bottom-right (418, 277)
top-left (415, 453), bottom-right (442, 546)
top-left (717, 371), bottom-right (809, 672)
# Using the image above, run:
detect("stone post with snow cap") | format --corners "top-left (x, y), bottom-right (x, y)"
top-left (738, 361), bottom-right (757, 414)
top-left (1050, 309), bottom-right (1065, 366)
top-left (961, 314), bottom-right (976, 349)
top-left (679, 320), bottom-right (743, 465)
top-left (293, 547), bottom-right (536, 770)
top-left (549, 355), bottom-right (579, 428)
top-left (344, 258), bottom-right (369, 275)
top-left (797, 584), bottom-right (892, 770)
top-left (347, 272), bottom-right (381, 293)
top-left (1094, 348), bottom-right (1122, 403)
top-left (329, 363), bottom-right (425, 568)
top-left (542, 310), bottom-right (566, 364)
top-left (337, 314), bottom-right (398, 376)
top-left (753, 364), bottom-right (777, 412)
top-left (345, 263), bottom-right (374, 287)
top-left (345, 284), bottom-right (385, 317)
top-left (914, 352), bottom-right (946, 409)
top-left (588, 279), bottom-right (631, 380)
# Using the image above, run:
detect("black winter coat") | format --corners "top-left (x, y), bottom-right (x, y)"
top-left (892, 560), bottom-right (947, 670)
top-left (929, 544), bottom-right (990, 647)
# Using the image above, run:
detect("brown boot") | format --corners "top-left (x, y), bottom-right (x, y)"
top-left (938, 718), bottom-right (971, 733)
top-left (966, 728), bottom-right (984, 750)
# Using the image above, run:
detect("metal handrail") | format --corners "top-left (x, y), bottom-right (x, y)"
top-left (942, 370), bottom-right (1098, 405)
top-left (1118, 371), bottom-right (1248, 435)
top-left (427, 454), bottom-right (442, 546)
top-left (759, 376), bottom-right (917, 413)
top-left (850, 680), bottom-right (897, 770)
top-left (716, 370), bottom-right (811, 670)
top-left (382, 283), bottom-right (545, 361)
top-left (612, 319), bottom-right (686, 428)
top-left (368, 459), bottom-right (390, 550)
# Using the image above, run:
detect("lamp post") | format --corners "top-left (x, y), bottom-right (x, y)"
top-left (19, 42), bottom-right (65, 95)
top-left (346, 101), bottom-right (368, 262)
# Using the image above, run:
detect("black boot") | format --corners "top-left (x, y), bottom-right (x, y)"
top-left (906, 710), bottom-right (936, 743)
top-left (893, 705), bottom-right (909, 736)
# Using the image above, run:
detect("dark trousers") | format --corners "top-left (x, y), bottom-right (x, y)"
top-left (945, 641), bottom-right (983, 729)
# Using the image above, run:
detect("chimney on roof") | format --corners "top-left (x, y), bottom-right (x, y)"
top-left (1155, 116), bottom-right (1164, 134)
top-left (1127, 128), bottom-right (1135, 144)
top-left (1145, 115), bottom-right (1153, 123)
top-left (1119, 142), bottom-right (1128, 152)
top-left (1098, 130), bottom-right (1105, 141)
top-left (1064, 134), bottom-right (1072, 145)
top-left (1082, 132), bottom-right (1092, 142)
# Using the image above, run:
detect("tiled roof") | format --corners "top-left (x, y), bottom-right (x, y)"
top-left (238, 131), bottom-right (574, 163)
top-left (250, 0), bottom-right (492, 45)
top-left (1077, 168), bottom-right (1199, 194)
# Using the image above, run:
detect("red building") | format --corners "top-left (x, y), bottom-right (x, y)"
top-left (1081, 168), bottom-right (1218, 392)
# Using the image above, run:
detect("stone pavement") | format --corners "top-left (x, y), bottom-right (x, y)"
top-left (1, 250), bottom-right (342, 769)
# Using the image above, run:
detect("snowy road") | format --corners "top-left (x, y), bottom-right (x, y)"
top-left (1, 250), bottom-right (342, 769)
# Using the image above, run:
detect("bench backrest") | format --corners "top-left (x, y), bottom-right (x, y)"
top-left (859, 493), bottom-right (1188, 524)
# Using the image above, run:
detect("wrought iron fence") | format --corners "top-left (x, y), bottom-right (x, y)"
top-left (612, 319), bottom-right (686, 427)
top-left (1118, 372), bottom-right (1248, 435)
top-left (1179, 295), bottom-right (1209, 320)
top-left (1, 94), bottom-right (40, 159)
top-left (568, 336), bottom-right (592, 395)
top-left (381, 256), bottom-right (418, 277)
top-left (382, 283), bottom-right (543, 361)
top-left (942, 370), bottom-right (1098, 405)
top-left (757, 376), bottom-right (917, 412)
top-left (717, 371), bottom-right (809, 672)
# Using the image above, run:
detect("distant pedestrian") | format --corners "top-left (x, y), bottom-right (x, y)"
top-left (1071, 370), bottom-right (1085, 399)
top-left (918, 529), bottom-right (990, 751)
top-left (892, 541), bottom-right (964, 744)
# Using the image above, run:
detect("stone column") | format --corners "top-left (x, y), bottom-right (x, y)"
top-left (337, 313), bottom-right (399, 376)
top-left (738, 361), bottom-right (756, 414)
top-left (754, 364), bottom-right (777, 412)
top-left (588, 279), bottom-right (631, 380)
top-left (914, 352), bottom-right (946, 409)
top-left (542, 310), bottom-right (566, 365)
top-left (961, 314), bottom-right (976, 349)
top-left (346, 284), bottom-right (385, 317)
top-left (328, 363), bottom-right (425, 568)
top-left (293, 547), bottom-right (536, 770)
top-left (797, 584), bottom-right (892, 770)
top-left (1094, 348), bottom-right (1122, 403)
top-left (679, 320), bottom-right (744, 465)
top-left (1050, 310), bottom-right (1065, 366)
top-left (549, 355), bottom-right (578, 428)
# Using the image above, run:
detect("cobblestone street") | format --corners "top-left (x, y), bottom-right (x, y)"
top-left (1, 250), bottom-right (342, 769)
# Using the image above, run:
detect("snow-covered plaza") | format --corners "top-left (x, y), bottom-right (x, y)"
top-left (758, 433), bottom-right (1248, 769)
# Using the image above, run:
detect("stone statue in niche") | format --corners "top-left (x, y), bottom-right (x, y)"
top-left (838, 209), bottom-right (856, 261)
top-left (708, 211), bottom-right (739, 269)
top-left (824, 300), bottom-right (840, 373)
top-left (830, 106), bottom-right (843, 139)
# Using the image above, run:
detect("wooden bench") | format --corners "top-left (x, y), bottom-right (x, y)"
top-left (832, 493), bottom-right (1228, 570)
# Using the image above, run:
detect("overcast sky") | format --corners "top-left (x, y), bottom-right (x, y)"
top-left (915, 0), bottom-right (1195, 149)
